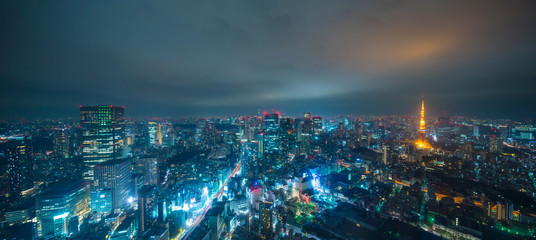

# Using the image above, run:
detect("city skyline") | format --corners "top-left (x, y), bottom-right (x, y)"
top-left (2, 1), bottom-right (536, 120)
top-left (2, 2), bottom-right (536, 239)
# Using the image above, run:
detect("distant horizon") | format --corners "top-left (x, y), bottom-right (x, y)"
top-left (0, 103), bottom-right (532, 122)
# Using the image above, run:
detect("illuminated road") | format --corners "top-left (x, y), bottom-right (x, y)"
top-left (178, 160), bottom-right (241, 240)
top-left (503, 141), bottom-right (535, 152)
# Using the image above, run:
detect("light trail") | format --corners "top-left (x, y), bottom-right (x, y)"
top-left (178, 159), bottom-right (241, 240)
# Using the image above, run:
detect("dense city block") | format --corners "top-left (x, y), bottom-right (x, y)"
top-left (1, 103), bottom-right (535, 240)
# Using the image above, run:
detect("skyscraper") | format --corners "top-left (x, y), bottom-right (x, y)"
top-left (312, 116), bottom-right (323, 136)
top-left (147, 121), bottom-right (163, 147)
top-left (264, 113), bottom-right (280, 155)
top-left (141, 157), bottom-right (160, 186)
top-left (259, 201), bottom-right (273, 238)
top-left (312, 116), bottom-right (324, 153)
top-left (53, 129), bottom-right (70, 158)
top-left (80, 105), bottom-right (125, 181)
top-left (279, 117), bottom-right (296, 155)
top-left (93, 158), bottom-right (132, 210)
top-left (298, 113), bottom-right (313, 155)
top-left (5, 137), bottom-right (32, 197)
top-left (138, 185), bottom-right (157, 233)
top-left (156, 122), bottom-right (162, 146)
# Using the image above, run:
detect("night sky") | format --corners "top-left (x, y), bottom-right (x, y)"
top-left (1, 1), bottom-right (536, 120)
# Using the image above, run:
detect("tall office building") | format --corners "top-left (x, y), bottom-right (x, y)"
top-left (298, 113), bottom-right (313, 155)
top-left (80, 105), bottom-right (125, 181)
top-left (138, 185), bottom-right (157, 233)
top-left (259, 201), bottom-right (274, 238)
top-left (473, 125), bottom-right (480, 138)
top-left (279, 117), bottom-right (296, 155)
top-left (148, 122), bottom-right (160, 147)
top-left (239, 117), bottom-right (247, 140)
top-left (142, 157), bottom-right (159, 186)
top-left (5, 137), bottom-right (32, 197)
top-left (312, 116), bottom-right (323, 136)
top-left (93, 158), bottom-right (132, 210)
top-left (54, 129), bottom-right (70, 158)
top-left (264, 113), bottom-right (280, 155)
top-left (382, 145), bottom-right (390, 165)
top-left (311, 116), bottom-right (324, 153)
top-left (156, 122), bottom-right (162, 146)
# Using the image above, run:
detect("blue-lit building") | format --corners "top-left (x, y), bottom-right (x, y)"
top-left (36, 180), bottom-right (90, 238)
top-left (264, 113), bottom-right (280, 155)
top-left (94, 158), bottom-right (132, 210)
top-left (312, 116), bottom-right (323, 136)
top-left (138, 185), bottom-right (157, 233)
top-left (90, 189), bottom-right (113, 215)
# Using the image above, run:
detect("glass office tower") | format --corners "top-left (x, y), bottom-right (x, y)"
top-left (80, 105), bottom-right (125, 181)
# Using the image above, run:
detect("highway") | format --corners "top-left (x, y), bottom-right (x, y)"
top-left (177, 160), bottom-right (242, 240)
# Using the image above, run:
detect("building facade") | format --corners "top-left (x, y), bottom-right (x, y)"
top-left (80, 105), bottom-right (125, 181)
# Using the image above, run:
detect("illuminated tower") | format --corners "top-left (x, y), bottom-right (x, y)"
top-left (419, 99), bottom-right (426, 133)
top-left (415, 98), bottom-right (432, 149)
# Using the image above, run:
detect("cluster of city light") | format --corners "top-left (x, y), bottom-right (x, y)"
top-left (415, 138), bottom-right (433, 149)
top-left (53, 212), bottom-right (69, 220)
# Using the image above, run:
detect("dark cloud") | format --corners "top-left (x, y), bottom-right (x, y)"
top-left (1, 0), bottom-right (535, 120)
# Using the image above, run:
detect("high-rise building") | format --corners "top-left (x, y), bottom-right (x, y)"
top-left (489, 136), bottom-right (502, 152)
top-left (312, 116), bottom-right (323, 136)
top-left (259, 201), bottom-right (273, 238)
top-left (93, 158), bottom-right (132, 210)
top-left (138, 185), bottom-right (157, 233)
top-left (142, 157), bottom-right (159, 186)
top-left (264, 113), bottom-right (280, 155)
top-left (496, 202), bottom-right (505, 220)
top-left (382, 145), bottom-right (390, 165)
top-left (239, 117), bottom-right (248, 140)
top-left (5, 137), bottom-right (32, 197)
top-left (148, 122), bottom-right (162, 147)
top-left (473, 125), bottom-right (480, 138)
top-left (54, 129), bottom-right (70, 158)
top-left (298, 113), bottom-right (313, 155)
top-left (156, 122), bottom-right (162, 146)
top-left (279, 117), bottom-right (296, 155)
top-left (80, 105), bottom-right (125, 181)
top-left (311, 116), bottom-right (324, 153)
